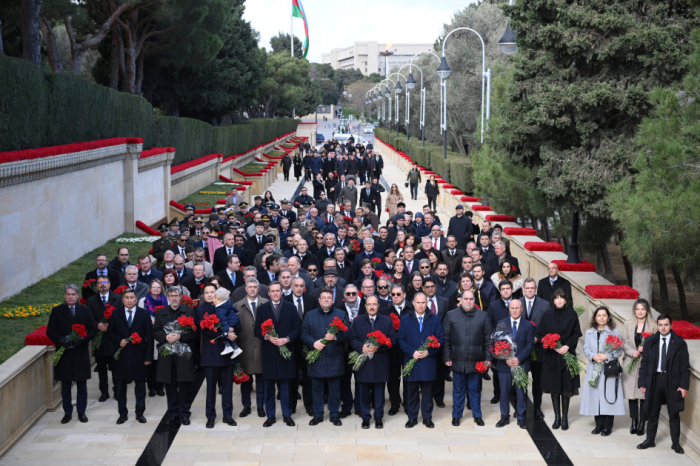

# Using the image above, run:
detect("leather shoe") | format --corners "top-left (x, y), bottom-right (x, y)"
top-left (240, 407), bottom-right (251, 417)
top-left (672, 443), bottom-right (685, 454)
top-left (223, 417), bottom-right (237, 426)
top-left (309, 416), bottom-right (323, 426)
top-left (601, 429), bottom-right (611, 437)
top-left (330, 417), bottom-right (342, 426)
top-left (157, 390), bottom-right (165, 397)
top-left (296, 392), bottom-right (302, 399)
top-left (283, 416), bottom-right (295, 427)
top-left (257, 407), bottom-right (266, 418)
top-left (423, 419), bottom-right (435, 428)
top-left (474, 417), bottom-right (484, 426)
top-left (78, 413), bottom-right (88, 423)
top-left (637, 439), bottom-right (655, 449)
top-left (405, 419), bottom-right (417, 428)
top-left (375, 419), bottom-right (383, 429)
top-left (467, 401), bottom-right (472, 410)
top-left (148, 390), bottom-right (156, 397)
top-left (206, 419), bottom-right (215, 429)
top-left (361, 419), bottom-right (370, 429)
top-left (518, 419), bottom-right (527, 429)
top-left (435, 402), bottom-right (446, 408)
top-left (99, 393), bottom-right (109, 402)
top-left (60, 415), bottom-right (71, 424)
top-left (263, 417), bottom-right (276, 427)
top-left (338, 410), bottom-right (351, 419)
top-left (591, 427), bottom-right (602, 435)
top-left (482, 372), bottom-right (491, 381)
top-left (534, 408), bottom-right (545, 420)
top-left (181, 418), bottom-right (191, 426)
top-left (490, 397), bottom-right (500, 404)
top-left (452, 418), bottom-right (460, 426)
top-left (445, 373), bottom-right (453, 382)
top-left (388, 407), bottom-right (399, 416)
top-left (306, 410), bottom-right (314, 417)
top-left (116, 415), bottom-right (128, 425)
top-left (168, 417), bottom-right (180, 425)
top-left (496, 416), bottom-right (510, 428)
top-left (136, 414), bottom-right (146, 424)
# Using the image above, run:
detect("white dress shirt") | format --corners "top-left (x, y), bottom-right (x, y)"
top-left (657, 335), bottom-right (669, 372)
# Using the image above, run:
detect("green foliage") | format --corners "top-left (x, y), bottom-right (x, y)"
top-left (0, 55), bottom-right (297, 164)
top-left (319, 79), bottom-right (340, 105)
top-left (269, 32), bottom-right (304, 58)
top-left (259, 52), bottom-right (317, 117)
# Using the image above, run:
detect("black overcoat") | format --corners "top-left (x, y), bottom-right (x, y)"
top-left (153, 305), bottom-right (197, 383)
top-left (86, 292), bottom-right (122, 357)
top-left (536, 306), bottom-right (582, 394)
top-left (254, 300), bottom-right (301, 380)
top-left (46, 303), bottom-right (97, 382)
top-left (107, 306), bottom-right (154, 381)
top-left (639, 331), bottom-right (691, 416)
top-left (349, 313), bottom-right (396, 383)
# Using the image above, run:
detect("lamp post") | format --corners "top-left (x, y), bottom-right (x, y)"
top-left (499, 0), bottom-right (517, 55)
top-left (436, 27), bottom-right (491, 180)
top-left (408, 51), bottom-right (441, 147)
top-left (387, 72), bottom-right (407, 138)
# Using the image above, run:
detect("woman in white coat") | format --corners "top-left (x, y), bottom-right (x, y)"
top-left (580, 306), bottom-right (625, 436)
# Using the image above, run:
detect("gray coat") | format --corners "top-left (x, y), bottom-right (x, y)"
top-left (338, 185), bottom-right (358, 211)
top-left (406, 169), bottom-right (422, 184)
top-left (442, 307), bottom-right (493, 374)
top-left (579, 327), bottom-right (626, 416)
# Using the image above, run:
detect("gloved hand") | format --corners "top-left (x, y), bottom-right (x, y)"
top-left (75, 336), bottom-right (85, 346)
top-left (60, 336), bottom-right (74, 349)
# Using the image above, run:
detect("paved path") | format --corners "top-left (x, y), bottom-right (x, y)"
top-left (2, 159), bottom-right (700, 466)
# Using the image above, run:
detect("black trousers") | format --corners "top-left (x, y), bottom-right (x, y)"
top-left (530, 360), bottom-right (543, 410)
top-left (115, 379), bottom-right (146, 416)
top-left (290, 364), bottom-right (313, 413)
top-left (341, 359), bottom-right (359, 412)
top-left (646, 373), bottom-right (681, 443)
top-left (388, 364), bottom-right (402, 409)
top-left (491, 366), bottom-right (500, 398)
top-left (61, 380), bottom-right (87, 415)
top-left (147, 361), bottom-right (163, 393)
top-left (629, 399), bottom-right (646, 421)
top-left (359, 382), bottom-right (385, 420)
top-left (165, 358), bottom-right (192, 419)
top-left (595, 415), bottom-right (614, 431)
top-left (406, 380), bottom-right (433, 421)
top-left (241, 374), bottom-right (264, 409)
top-left (95, 355), bottom-right (115, 396)
top-left (283, 169), bottom-right (290, 181)
top-left (205, 366), bottom-right (233, 420)
top-left (427, 197), bottom-right (436, 211)
top-left (433, 357), bottom-right (446, 404)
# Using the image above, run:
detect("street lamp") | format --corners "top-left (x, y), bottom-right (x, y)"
top-left (499, 21), bottom-right (517, 55)
top-left (387, 72), bottom-right (407, 137)
top-left (409, 51), bottom-right (441, 147)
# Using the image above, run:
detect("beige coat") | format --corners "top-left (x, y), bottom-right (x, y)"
top-left (386, 192), bottom-right (404, 218)
top-left (620, 316), bottom-right (658, 400)
top-left (235, 297), bottom-right (268, 375)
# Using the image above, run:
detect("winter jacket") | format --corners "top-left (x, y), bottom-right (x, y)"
top-left (442, 307), bottom-right (493, 374)
top-left (301, 307), bottom-right (350, 378)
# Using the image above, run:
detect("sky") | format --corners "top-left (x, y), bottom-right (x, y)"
top-left (243, 0), bottom-right (476, 63)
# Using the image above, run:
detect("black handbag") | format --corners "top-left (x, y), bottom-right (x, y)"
top-left (603, 360), bottom-right (622, 404)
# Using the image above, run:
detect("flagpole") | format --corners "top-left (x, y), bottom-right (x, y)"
top-left (291, 1), bottom-right (294, 57)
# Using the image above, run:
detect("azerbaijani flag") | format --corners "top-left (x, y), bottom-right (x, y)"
top-left (292, 0), bottom-right (309, 58)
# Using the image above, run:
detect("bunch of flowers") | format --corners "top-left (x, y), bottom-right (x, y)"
top-left (541, 333), bottom-right (583, 377)
top-left (200, 313), bottom-right (223, 344)
top-left (400, 336), bottom-right (440, 378)
top-left (261, 319), bottom-right (292, 359)
top-left (304, 316), bottom-right (348, 363)
top-left (343, 215), bottom-right (353, 223)
top-left (475, 361), bottom-right (489, 373)
top-left (193, 202), bottom-right (210, 206)
top-left (113, 332), bottom-right (142, 360)
top-left (198, 191), bottom-right (227, 195)
top-left (588, 334), bottom-right (624, 387)
top-left (2, 304), bottom-right (57, 318)
top-left (180, 296), bottom-right (199, 308)
top-left (159, 316), bottom-right (197, 358)
top-left (348, 330), bottom-right (391, 371)
top-left (390, 313), bottom-right (400, 332)
top-left (626, 332), bottom-right (653, 374)
top-left (24, 326), bottom-right (55, 346)
top-left (92, 305), bottom-right (115, 353)
top-left (233, 363), bottom-right (250, 384)
top-left (83, 278), bottom-right (98, 294)
top-left (115, 236), bottom-right (160, 243)
top-left (491, 336), bottom-right (529, 390)
top-left (349, 239), bottom-right (361, 254)
top-left (114, 285), bottom-right (129, 295)
top-left (51, 324), bottom-right (87, 366)
top-left (371, 258), bottom-right (383, 269)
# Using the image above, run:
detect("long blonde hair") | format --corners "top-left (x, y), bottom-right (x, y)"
top-left (390, 184), bottom-right (399, 194)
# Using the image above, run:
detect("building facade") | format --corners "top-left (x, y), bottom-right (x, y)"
top-left (322, 42), bottom-right (434, 76)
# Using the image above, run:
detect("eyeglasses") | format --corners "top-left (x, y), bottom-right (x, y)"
top-left (423, 284), bottom-right (436, 289)
top-left (377, 285), bottom-right (389, 290)
top-left (345, 292), bottom-right (357, 296)
top-left (419, 265), bottom-right (430, 269)
top-left (308, 269), bottom-right (317, 273)
top-left (390, 293), bottom-right (403, 297)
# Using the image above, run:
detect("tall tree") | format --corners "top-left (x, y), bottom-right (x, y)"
top-left (269, 31), bottom-right (302, 58)
top-left (258, 52), bottom-right (308, 117)
top-left (21, 0), bottom-right (42, 65)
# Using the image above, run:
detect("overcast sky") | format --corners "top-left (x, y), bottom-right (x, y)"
top-left (243, 0), bottom-right (475, 63)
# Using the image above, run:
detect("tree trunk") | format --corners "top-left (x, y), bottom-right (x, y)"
top-left (596, 249), bottom-right (604, 276)
top-left (601, 243), bottom-right (616, 283)
top-left (39, 15), bottom-right (63, 72)
top-left (632, 263), bottom-right (653, 303)
top-left (562, 236), bottom-right (570, 255)
top-left (671, 267), bottom-right (689, 320)
top-left (656, 267), bottom-right (670, 315)
top-left (542, 217), bottom-right (551, 242)
top-left (135, 51), bottom-right (144, 95)
top-left (617, 230), bottom-right (634, 286)
top-left (109, 27), bottom-right (119, 89)
top-left (21, 0), bottom-right (43, 66)
top-left (0, 20), bottom-right (5, 56)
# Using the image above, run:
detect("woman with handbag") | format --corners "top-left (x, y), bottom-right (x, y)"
top-left (424, 175), bottom-right (440, 211)
top-left (620, 299), bottom-right (657, 436)
top-left (580, 306), bottom-right (625, 436)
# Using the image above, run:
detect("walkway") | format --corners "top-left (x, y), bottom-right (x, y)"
top-left (1, 158), bottom-right (699, 466)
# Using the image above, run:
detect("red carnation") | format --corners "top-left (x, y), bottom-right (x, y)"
top-left (475, 361), bottom-right (488, 373)
top-left (390, 313), bottom-right (400, 331)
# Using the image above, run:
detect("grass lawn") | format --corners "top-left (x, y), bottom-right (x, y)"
top-left (177, 181), bottom-right (233, 207)
top-left (0, 233), bottom-right (152, 364)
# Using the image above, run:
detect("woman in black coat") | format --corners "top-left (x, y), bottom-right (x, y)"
top-left (293, 154), bottom-right (303, 181)
top-left (424, 175), bottom-right (440, 211)
top-left (313, 174), bottom-right (326, 199)
top-left (325, 173), bottom-right (338, 203)
top-left (536, 289), bottom-right (583, 431)
top-left (347, 154), bottom-right (359, 176)
top-left (196, 284), bottom-right (237, 428)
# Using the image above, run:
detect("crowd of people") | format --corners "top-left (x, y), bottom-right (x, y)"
top-left (45, 153), bottom-right (690, 453)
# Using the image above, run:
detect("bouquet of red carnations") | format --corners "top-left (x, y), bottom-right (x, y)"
top-left (114, 285), bottom-right (128, 295)
top-left (113, 332), bottom-right (142, 360)
top-left (304, 316), bottom-right (348, 363)
top-left (201, 313), bottom-right (225, 345)
top-left (490, 330), bottom-right (530, 390)
top-left (261, 319), bottom-right (292, 359)
top-left (233, 363), bottom-right (250, 384)
top-left (159, 315), bottom-right (197, 359)
top-left (625, 332), bottom-right (653, 374)
top-left (52, 324), bottom-right (87, 366)
top-left (476, 361), bottom-right (489, 373)
top-left (92, 305), bottom-right (115, 353)
top-left (370, 258), bottom-right (383, 269)
top-left (400, 335), bottom-right (440, 379)
top-left (588, 334), bottom-right (624, 387)
top-left (390, 313), bottom-right (400, 332)
top-left (348, 330), bottom-right (391, 371)
top-left (180, 295), bottom-right (199, 308)
top-left (349, 239), bottom-right (361, 254)
top-left (542, 333), bottom-right (583, 377)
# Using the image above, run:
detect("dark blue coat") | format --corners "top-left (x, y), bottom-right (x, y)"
top-left (310, 157), bottom-right (323, 173)
top-left (196, 302), bottom-right (235, 367)
top-left (487, 299), bottom-right (511, 329)
top-left (107, 306), bottom-right (154, 381)
top-left (350, 313), bottom-right (396, 384)
top-left (474, 281), bottom-right (498, 310)
top-left (300, 307), bottom-right (350, 379)
top-left (254, 300), bottom-right (301, 380)
top-left (397, 311), bottom-right (445, 382)
top-left (494, 317), bottom-right (534, 373)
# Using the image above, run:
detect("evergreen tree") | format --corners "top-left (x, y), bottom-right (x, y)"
top-left (269, 32), bottom-right (303, 58)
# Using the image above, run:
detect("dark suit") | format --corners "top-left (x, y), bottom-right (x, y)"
top-left (316, 247), bottom-right (338, 267)
top-left (87, 292), bottom-right (122, 397)
top-left (284, 293), bottom-right (316, 413)
top-left (520, 296), bottom-right (550, 412)
top-left (82, 269), bottom-right (122, 300)
top-left (213, 245), bottom-right (246, 275)
top-left (359, 186), bottom-right (380, 211)
top-left (310, 285), bottom-right (345, 310)
top-left (486, 299), bottom-right (514, 399)
top-left (138, 269), bottom-right (163, 286)
top-left (296, 253), bottom-right (320, 271)
top-left (425, 295), bottom-right (449, 405)
top-left (537, 276), bottom-right (573, 304)
top-left (474, 280), bottom-right (498, 311)
top-left (280, 209), bottom-right (297, 224)
top-left (352, 250), bottom-right (383, 279)
top-left (495, 317), bottom-right (534, 421)
top-left (486, 254), bottom-right (520, 275)
top-left (257, 268), bottom-right (276, 286)
top-left (181, 275), bottom-right (206, 300)
top-left (215, 269), bottom-right (244, 293)
top-left (441, 249), bottom-right (465, 277)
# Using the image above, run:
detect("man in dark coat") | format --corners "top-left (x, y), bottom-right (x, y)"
top-left (213, 234), bottom-right (246, 275)
top-left (486, 241), bottom-right (520, 275)
top-left (537, 262), bottom-right (573, 304)
top-left (397, 292), bottom-right (445, 428)
top-left (215, 254), bottom-right (243, 293)
top-left (388, 284), bottom-right (412, 414)
top-left (421, 278), bottom-right (450, 407)
top-left (107, 289), bottom-right (153, 424)
top-left (441, 236), bottom-right (466, 278)
top-left (254, 282), bottom-right (301, 427)
top-left (301, 288), bottom-right (351, 426)
top-left (472, 264), bottom-right (498, 311)
top-left (447, 206), bottom-right (474, 250)
top-left (108, 247), bottom-right (132, 282)
top-left (434, 263), bottom-right (458, 300)
top-left (137, 254), bottom-right (163, 286)
top-left (281, 153), bottom-right (292, 181)
top-left (359, 180), bottom-right (380, 214)
top-left (284, 277), bottom-right (316, 416)
top-left (86, 275), bottom-right (122, 402)
top-left (46, 284), bottom-right (97, 424)
top-left (638, 315), bottom-right (691, 454)
top-left (181, 264), bottom-right (207, 299)
top-left (486, 280), bottom-right (515, 404)
top-left (520, 278), bottom-right (551, 420)
top-left (83, 253), bottom-right (122, 301)
top-left (350, 295), bottom-right (396, 429)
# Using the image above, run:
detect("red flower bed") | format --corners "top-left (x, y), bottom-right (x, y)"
top-left (472, 206), bottom-right (492, 211)
top-left (217, 199), bottom-right (226, 204)
top-left (585, 285), bottom-right (640, 300)
top-left (219, 175), bottom-right (252, 185)
top-left (135, 221), bottom-right (159, 236)
top-left (443, 184), bottom-right (455, 189)
top-left (671, 321), bottom-right (700, 340)
top-left (437, 180), bottom-right (447, 184)
top-left (0, 137), bottom-right (143, 164)
top-left (171, 153), bottom-right (221, 174)
top-left (233, 168), bottom-right (263, 177)
top-left (140, 147), bottom-right (175, 158)
top-left (450, 189), bottom-right (464, 195)
top-left (236, 186), bottom-right (246, 191)
top-left (503, 227), bottom-right (537, 236)
top-left (486, 214), bottom-right (517, 222)
top-left (25, 326), bottom-right (55, 346)
top-left (524, 242), bottom-right (564, 252)
top-left (552, 260), bottom-right (597, 272)
top-left (461, 196), bottom-right (482, 202)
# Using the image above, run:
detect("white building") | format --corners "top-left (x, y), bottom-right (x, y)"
top-left (322, 42), bottom-right (434, 76)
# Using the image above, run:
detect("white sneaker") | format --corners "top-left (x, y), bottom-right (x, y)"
top-left (221, 346), bottom-right (234, 355)
top-left (231, 347), bottom-right (243, 359)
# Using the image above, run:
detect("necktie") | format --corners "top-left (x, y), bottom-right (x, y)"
top-left (550, 279), bottom-right (555, 287)
top-left (178, 270), bottom-right (182, 279)
top-left (407, 261), bottom-right (412, 273)
top-left (370, 317), bottom-right (375, 330)
top-left (512, 320), bottom-right (518, 339)
top-left (434, 238), bottom-right (438, 249)
top-left (661, 338), bottom-right (667, 372)
top-left (102, 296), bottom-right (107, 305)
top-left (127, 310), bottom-right (133, 327)
top-left (297, 298), bottom-right (303, 319)
top-left (180, 247), bottom-right (185, 255)
top-left (477, 290), bottom-right (483, 310)
top-left (228, 248), bottom-right (232, 255)
top-left (527, 300), bottom-right (532, 319)
top-left (130, 284), bottom-right (135, 290)
top-left (419, 316), bottom-right (423, 332)
top-left (250, 301), bottom-right (257, 317)
top-left (70, 307), bottom-right (75, 317)
top-left (430, 299), bottom-right (437, 315)
top-left (230, 272), bottom-right (235, 286)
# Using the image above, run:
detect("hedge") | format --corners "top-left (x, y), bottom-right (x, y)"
top-left (0, 56), bottom-right (297, 165)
